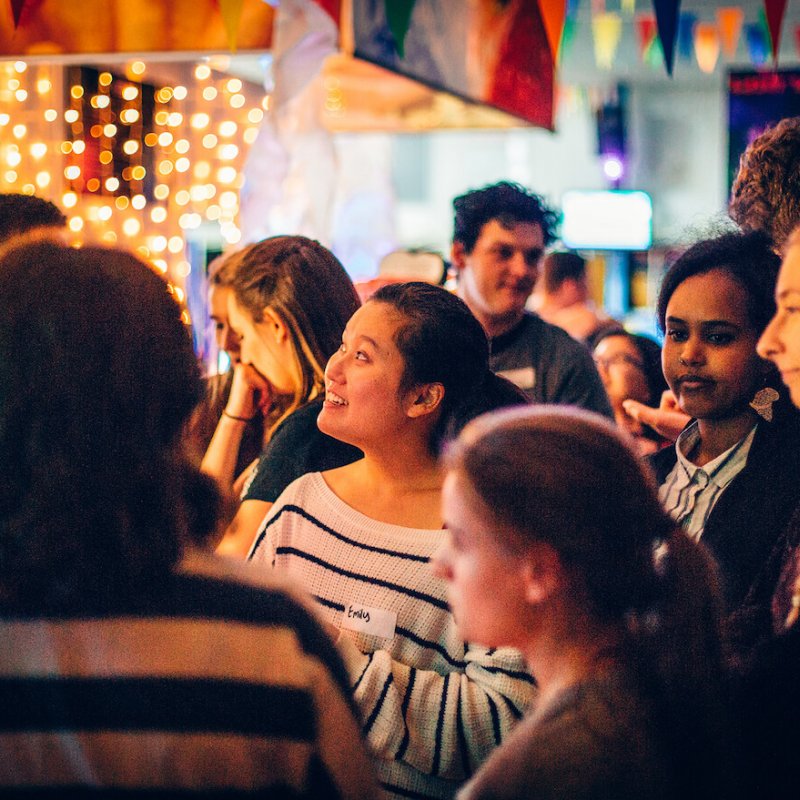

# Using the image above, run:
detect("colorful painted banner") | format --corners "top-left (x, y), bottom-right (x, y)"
top-left (352, 0), bottom-right (554, 129)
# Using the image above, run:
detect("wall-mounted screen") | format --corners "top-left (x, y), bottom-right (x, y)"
top-left (561, 190), bottom-right (653, 251)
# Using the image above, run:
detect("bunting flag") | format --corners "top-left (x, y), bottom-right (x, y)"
top-left (218, 0), bottom-right (245, 51)
top-left (10, 0), bottom-right (25, 27)
top-left (538, 0), bottom-right (567, 62)
top-left (592, 12), bottom-right (622, 69)
top-left (567, 0), bottom-right (581, 19)
top-left (694, 21), bottom-right (720, 73)
top-left (653, 0), bottom-right (681, 75)
top-left (385, 0), bottom-right (416, 58)
top-left (717, 7), bottom-right (743, 59)
top-left (677, 12), bottom-right (697, 60)
top-left (312, 0), bottom-right (340, 27)
top-left (764, 0), bottom-right (787, 63)
top-left (635, 13), bottom-right (657, 60)
top-left (591, 0), bottom-right (606, 15)
top-left (745, 20), bottom-right (770, 65)
top-left (560, 13), bottom-right (577, 63)
top-left (621, 0), bottom-right (636, 15)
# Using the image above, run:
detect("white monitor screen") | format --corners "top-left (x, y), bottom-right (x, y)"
top-left (561, 190), bottom-right (653, 251)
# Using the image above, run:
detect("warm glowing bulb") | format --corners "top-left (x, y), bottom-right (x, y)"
top-left (151, 236), bottom-right (167, 252)
top-left (131, 166), bottom-right (146, 181)
top-left (202, 133), bottom-right (218, 149)
top-left (157, 131), bottom-right (173, 147)
top-left (219, 121), bottom-right (237, 137)
top-left (226, 78), bottom-right (242, 93)
top-left (248, 108), bottom-right (265, 124)
top-left (97, 205), bottom-right (112, 221)
top-left (144, 133), bottom-right (159, 147)
top-left (14, 61), bottom-right (26, 73)
top-left (14, 89), bottom-right (27, 102)
top-left (6, 151), bottom-right (21, 167)
top-left (202, 86), bottom-right (217, 101)
top-left (218, 143), bottom-right (239, 160)
top-left (175, 139), bottom-right (190, 154)
top-left (12, 124), bottom-right (26, 139)
top-left (175, 157), bottom-right (190, 173)
top-left (176, 260), bottom-right (192, 278)
top-left (4, 170), bottom-right (16, 183)
top-left (36, 78), bottom-right (52, 94)
top-left (62, 192), bottom-right (78, 208)
top-left (35, 171), bottom-right (50, 188)
top-left (60, 141), bottom-right (73, 154)
top-left (173, 85), bottom-right (187, 100)
top-left (169, 234), bottom-right (186, 251)
top-left (68, 216), bottom-right (84, 232)
top-left (105, 177), bottom-right (119, 192)
top-left (191, 113), bottom-right (210, 130)
top-left (195, 64), bottom-right (211, 80)
top-left (30, 142), bottom-right (47, 159)
top-left (72, 140), bottom-right (85, 154)
top-left (120, 109), bottom-right (139, 124)
top-left (175, 190), bottom-right (190, 206)
top-left (99, 151), bottom-right (113, 165)
top-left (123, 140), bottom-right (139, 155)
top-left (115, 196), bottom-right (130, 210)
top-left (220, 190), bottom-right (238, 208)
top-left (123, 218), bottom-right (141, 236)
top-left (64, 109), bottom-right (79, 123)
top-left (167, 112), bottom-right (183, 127)
top-left (70, 85), bottom-right (84, 99)
top-left (103, 124), bottom-right (117, 137)
top-left (244, 127), bottom-right (259, 145)
top-left (130, 61), bottom-right (146, 76)
top-left (206, 205), bottom-right (220, 220)
top-left (0, 114), bottom-right (9, 126)
top-left (154, 184), bottom-right (170, 200)
top-left (122, 86), bottom-right (138, 100)
top-left (230, 94), bottom-right (245, 109)
top-left (217, 167), bottom-right (237, 184)
top-left (131, 194), bottom-right (146, 210)
top-left (44, 109), bottom-right (57, 122)
top-left (151, 207), bottom-right (167, 223)
top-left (153, 259), bottom-right (168, 274)
top-left (193, 161), bottom-right (211, 179)
top-left (158, 160), bottom-right (174, 176)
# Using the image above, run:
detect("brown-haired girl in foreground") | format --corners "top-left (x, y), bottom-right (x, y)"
top-left (434, 406), bottom-right (733, 800)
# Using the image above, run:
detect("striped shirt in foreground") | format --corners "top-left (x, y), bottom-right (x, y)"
top-left (0, 550), bottom-right (378, 800)
top-left (658, 421), bottom-right (757, 541)
top-left (250, 472), bottom-right (535, 800)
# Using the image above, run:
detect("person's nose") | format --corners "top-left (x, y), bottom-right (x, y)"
top-left (223, 326), bottom-right (241, 360)
top-left (757, 313), bottom-right (784, 362)
top-left (430, 539), bottom-right (453, 581)
top-left (325, 349), bottom-right (344, 385)
top-left (679, 335), bottom-right (705, 367)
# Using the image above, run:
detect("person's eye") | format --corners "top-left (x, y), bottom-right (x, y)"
top-left (783, 305), bottom-right (800, 315)
top-left (666, 328), bottom-right (687, 342)
top-left (707, 333), bottom-right (734, 345)
top-left (497, 246), bottom-right (514, 260)
top-left (355, 350), bottom-right (368, 362)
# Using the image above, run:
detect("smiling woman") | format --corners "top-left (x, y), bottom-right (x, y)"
top-left (249, 282), bottom-right (531, 800)
top-left (648, 230), bottom-right (800, 657)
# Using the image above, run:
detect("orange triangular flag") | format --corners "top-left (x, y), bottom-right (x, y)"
top-left (538, 0), bottom-right (567, 62)
top-left (764, 0), bottom-right (787, 63)
top-left (219, 0), bottom-right (245, 52)
top-left (694, 21), bottom-right (720, 73)
top-left (717, 7), bottom-right (743, 58)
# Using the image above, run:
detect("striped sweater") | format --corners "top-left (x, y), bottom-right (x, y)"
top-left (0, 550), bottom-right (378, 800)
top-left (249, 472), bottom-right (535, 800)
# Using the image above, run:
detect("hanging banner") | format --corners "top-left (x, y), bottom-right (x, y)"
top-left (677, 12), bottom-right (697, 60)
top-left (635, 13), bottom-right (657, 60)
top-left (0, 0), bottom-right (273, 55)
top-left (745, 20), bottom-right (770, 65)
top-left (717, 7), bottom-right (743, 59)
top-left (653, 0), bottom-right (681, 75)
top-left (352, 0), bottom-right (554, 129)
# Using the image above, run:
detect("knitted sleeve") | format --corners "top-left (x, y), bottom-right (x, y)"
top-left (337, 633), bottom-right (534, 781)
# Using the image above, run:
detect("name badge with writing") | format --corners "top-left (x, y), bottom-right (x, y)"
top-left (340, 602), bottom-right (397, 640)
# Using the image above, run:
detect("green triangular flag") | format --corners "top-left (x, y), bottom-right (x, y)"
top-left (385, 0), bottom-right (417, 59)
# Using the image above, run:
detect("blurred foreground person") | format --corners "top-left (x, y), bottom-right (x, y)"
top-left (0, 242), bottom-right (377, 799)
top-left (435, 407), bottom-right (733, 800)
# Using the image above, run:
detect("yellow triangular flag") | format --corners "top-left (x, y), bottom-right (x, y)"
top-left (219, 0), bottom-right (245, 52)
top-left (592, 12), bottom-right (623, 69)
top-left (694, 21), bottom-right (720, 73)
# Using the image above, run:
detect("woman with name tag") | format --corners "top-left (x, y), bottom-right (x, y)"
top-left (249, 282), bottom-right (533, 800)
top-left (647, 231), bottom-right (800, 654)
top-left (433, 406), bottom-right (732, 800)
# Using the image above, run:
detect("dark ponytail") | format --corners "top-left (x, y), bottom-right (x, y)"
top-left (369, 282), bottom-right (528, 454)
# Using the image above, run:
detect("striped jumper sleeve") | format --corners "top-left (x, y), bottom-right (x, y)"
top-left (250, 473), bottom-right (535, 800)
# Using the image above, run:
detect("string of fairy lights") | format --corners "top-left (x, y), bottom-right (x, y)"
top-left (0, 56), bottom-right (268, 310)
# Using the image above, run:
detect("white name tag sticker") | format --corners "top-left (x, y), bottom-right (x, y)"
top-left (497, 366), bottom-right (536, 390)
top-left (340, 602), bottom-right (397, 640)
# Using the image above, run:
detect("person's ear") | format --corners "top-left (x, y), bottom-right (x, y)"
top-left (407, 383), bottom-right (445, 419)
top-left (520, 542), bottom-right (564, 605)
top-left (450, 241), bottom-right (468, 271)
top-left (262, 307), bottom-right (288, 344)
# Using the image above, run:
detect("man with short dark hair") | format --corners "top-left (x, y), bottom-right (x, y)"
top-left (451, 182), bottom-right (612, 416)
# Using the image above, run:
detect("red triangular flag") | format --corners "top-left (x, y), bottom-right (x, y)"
top-left (764, 0), bottom-right (787, 63)
top-left (635, 13), bottom-right (658, 59)
top-left (10, 0), bottom-right (26, 28)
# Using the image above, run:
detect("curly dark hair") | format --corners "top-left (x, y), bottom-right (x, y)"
top-left (729, 117), bottom-right (800, 253)
top-left (0, 242), bottom-right (204, 609)
top-left (452, 181), bottom-right (559, 252)
top-left (0, 193), bottom-right (66, 241)
top-left (656, 230), bottom-right (780, 336)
